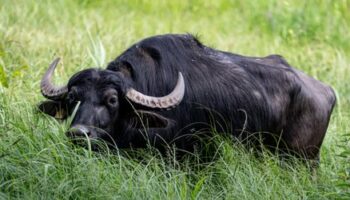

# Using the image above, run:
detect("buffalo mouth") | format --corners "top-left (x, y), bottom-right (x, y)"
top-left (65, 125), bottom-right (116, 149)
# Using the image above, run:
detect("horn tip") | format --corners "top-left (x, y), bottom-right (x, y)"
top-left (53, 57), bottom-right (61, 63)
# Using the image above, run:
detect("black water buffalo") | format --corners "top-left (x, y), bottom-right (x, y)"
top-left (39, 34), bottom-right (336, 160)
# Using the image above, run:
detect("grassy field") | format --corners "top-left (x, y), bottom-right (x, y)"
top-left (1, 0), bottom-right (350, 199)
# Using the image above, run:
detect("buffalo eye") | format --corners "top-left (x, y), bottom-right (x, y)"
top-left (106, 95), bottom-right (118, 107)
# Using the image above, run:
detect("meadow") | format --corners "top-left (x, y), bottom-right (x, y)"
top-left (0, 0), bottom-right (349, 199)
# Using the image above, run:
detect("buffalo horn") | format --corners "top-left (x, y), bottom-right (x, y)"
top-left (40, 58), bottom-right (68, 100)
top-left (126, 72), bottom-right (185, 109)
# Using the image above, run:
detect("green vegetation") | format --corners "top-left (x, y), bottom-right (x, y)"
top-left (0, 0), bottom-right (349, 199)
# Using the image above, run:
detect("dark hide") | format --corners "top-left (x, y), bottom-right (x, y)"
top-left (39, 34), bottom-right (336, 160)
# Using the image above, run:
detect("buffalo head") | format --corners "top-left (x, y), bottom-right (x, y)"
top-left (38, 58), bottom-right (185, 145)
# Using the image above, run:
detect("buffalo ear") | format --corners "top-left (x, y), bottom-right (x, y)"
top-left (130, 110), bottom-right (174, 129)
top-left (37, 100), bottom-right (68, 119)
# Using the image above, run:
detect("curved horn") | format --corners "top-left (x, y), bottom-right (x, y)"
top-left (126, 72), bottom-right (185, 109)
top-left (40, 58), bottom-right (68, 100)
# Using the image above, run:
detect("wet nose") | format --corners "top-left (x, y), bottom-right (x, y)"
top-left (66, 125), bottom-right (92, 138)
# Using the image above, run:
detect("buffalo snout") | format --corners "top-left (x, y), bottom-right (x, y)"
top-left (66, 125), bottom-right (99, 139)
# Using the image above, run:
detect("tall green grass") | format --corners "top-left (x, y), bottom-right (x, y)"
top-left (0, 0), bottom-right (349, 199)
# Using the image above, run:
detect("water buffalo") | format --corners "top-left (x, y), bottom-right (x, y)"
top-left (38, 34), bottom-right (336, 160)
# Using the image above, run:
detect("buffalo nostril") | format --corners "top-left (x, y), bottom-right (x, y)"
top-left (66, 126), bottom-right (90, 138)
